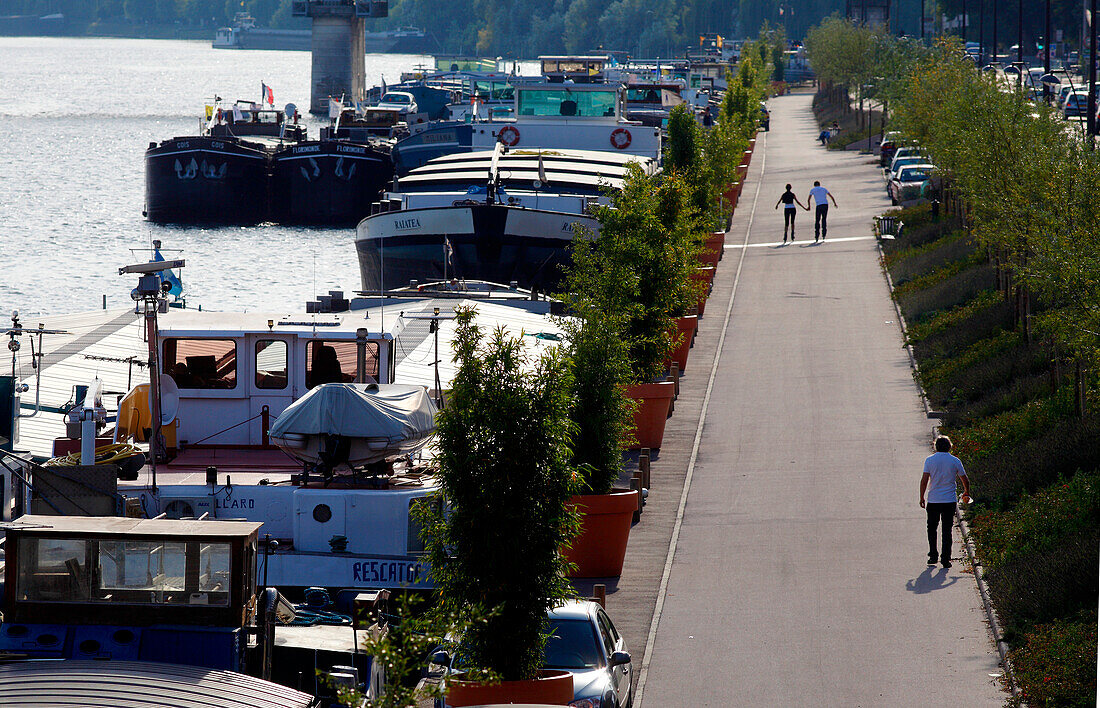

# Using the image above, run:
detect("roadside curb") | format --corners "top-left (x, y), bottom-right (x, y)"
top-left (875, 233), bottom-right (1020, 701)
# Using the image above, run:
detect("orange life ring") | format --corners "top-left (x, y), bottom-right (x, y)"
top-left (497, 125), bottom-right (520, 147)
top-left (610, 128), bottom-right (632, 149)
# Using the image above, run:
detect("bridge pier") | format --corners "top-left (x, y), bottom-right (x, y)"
top-left (292, 1), bottom-right (388, 115)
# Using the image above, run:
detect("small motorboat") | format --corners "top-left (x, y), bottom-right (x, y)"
top-left (269, 383), bottom-right (436, 474)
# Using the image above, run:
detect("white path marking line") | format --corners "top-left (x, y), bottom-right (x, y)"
top-left (724, 234), bottom-right (877, 249)
top-left (634, 135), bottom-right (765, 708)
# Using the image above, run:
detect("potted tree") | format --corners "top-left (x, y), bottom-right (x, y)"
top-left (422, 309), bottom-right (579, 706)
top-left (557, 265), bottom-right (640, 577)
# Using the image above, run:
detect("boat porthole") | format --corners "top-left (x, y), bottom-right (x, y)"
top-left (36, 633), bottom-right (59, 646)
top-left (313, 503), bottom-right (332, 523)
top-left (5, 625), bottom-right (28, 638)
top-left (79, 639), bottom-right (101, 654)
top-left (112, 629), bottom-right (136, 645)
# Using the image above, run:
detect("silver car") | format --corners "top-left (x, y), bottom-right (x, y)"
top-left (429, 600), bottom-right (634, 708)
top-left (545, 600), bottom-right (633, 708)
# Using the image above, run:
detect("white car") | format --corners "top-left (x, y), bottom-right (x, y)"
top-left (888, 147), bottom-right (927, 175)
top-left (377, 91), bottom-right (418, 115)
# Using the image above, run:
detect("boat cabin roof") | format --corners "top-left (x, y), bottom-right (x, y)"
top-left (394, 148), bottom-right (656, 194)
top-left (0, 661), bottom-right (316, 708)
top-left (4, 514), bottom-right (262, 540)
top-left (157, 309), bottom-right (393, 340)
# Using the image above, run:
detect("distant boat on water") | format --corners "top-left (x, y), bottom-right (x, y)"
top-left (213, 12), bottom-right (435, 53)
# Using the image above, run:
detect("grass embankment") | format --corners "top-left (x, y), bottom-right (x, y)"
top-left (883, 203), bottom-right (1098, 707)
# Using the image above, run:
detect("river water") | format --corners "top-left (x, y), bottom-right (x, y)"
top-left (0, 37), bottom-right (440, 317)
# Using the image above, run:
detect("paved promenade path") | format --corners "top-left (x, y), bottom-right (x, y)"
top-left (634, 93), bottom-right (1005, 706)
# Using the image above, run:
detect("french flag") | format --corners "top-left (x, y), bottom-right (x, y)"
top-left (261, 82), bottom-right (274, 107)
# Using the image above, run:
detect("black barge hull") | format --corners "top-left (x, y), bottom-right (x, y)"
top-left (355, 203), bottom-right (596, 292)
top-left (271, 141), bottom-right (393, 226)
top-left (144, 136), bottom-right (269, 224)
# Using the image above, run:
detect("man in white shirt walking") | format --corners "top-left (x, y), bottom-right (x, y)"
top-left (805, 180), bottom-right (838, 242)
top-left (919, 435), bottom-right (971, 568)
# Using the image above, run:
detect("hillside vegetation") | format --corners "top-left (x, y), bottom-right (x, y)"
top-left (0, 0), bottom-right (843, 54)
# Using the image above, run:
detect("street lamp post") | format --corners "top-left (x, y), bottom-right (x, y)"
top-left (1090, 0), bottom-right (1098, 146)
top-left (992, 0), bottom-right (998, 63)
top-left (1016, 0), bottom-right (1022, 67)
top-left (1043, 0), bottom-right (1051, 103)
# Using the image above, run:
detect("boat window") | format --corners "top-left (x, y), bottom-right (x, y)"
top-left (16, 538), bottom-right (90, 602)
top-left (164, 338), bottom-right (238, 390)
top-left (255, 339), bottom-right (288, 389)
top-left (306, 340), bottom-right (379, 389)
top-left (516, 89), bottom-right (617, 118)
top-left (15, 537), bottom-right (231, 607)
top-left (407, 497), bottom-right (440, 555)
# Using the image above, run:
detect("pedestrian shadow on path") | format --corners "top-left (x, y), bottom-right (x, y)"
top-left (905, 565), bottom-right (957, 594)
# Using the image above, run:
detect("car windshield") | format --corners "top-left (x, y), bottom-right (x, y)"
top-left (382, 94), bottom-right (410, 104)
top-left (900, 168), bottom-right (931, 182)
top-left (543, 618), bottom-right (602, 670)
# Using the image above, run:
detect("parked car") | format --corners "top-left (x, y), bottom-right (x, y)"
top-left (889, 164), bottom-right (934, 205)
top-left (429, 600), bottom-right (634, 708)
top-left (1055, 84), bottom-right (1074, 109)
top-left (879, 131), bottom-right (902, 166)
top-left (377, 91), bottom-right (419, 115)
top-left (1064, 92), bottom-right (1090, 118)
top-left (759, 102), bottom-right (770, 131)
top-left (888, 147), bottom-right (927, 174)
top-left (884, 156), bottom-right (927, 190)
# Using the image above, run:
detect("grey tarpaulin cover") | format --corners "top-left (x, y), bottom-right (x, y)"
top-left (270, 383), bottom-right (437, 464)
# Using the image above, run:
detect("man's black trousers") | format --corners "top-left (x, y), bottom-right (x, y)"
top-left (814, 204), bottom-right (829, 238)
top-left (926, 502), bottom-right (956, 561)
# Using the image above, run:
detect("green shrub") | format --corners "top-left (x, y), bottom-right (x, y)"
top-left (897, 262), bottom-right (997, 324)
top-left (920, 334), bottom-right (1049, 408)
top-left (1010, 612), bottom-right (1097, 708)
top-left (908, 290), bottom-right (1008, 353)
top-left (946, 370), bottom-right (1056, 427)
top-left (880, 207), bottom-right (961, 257)
top-left (919, 329), bottom-right (1021, 397)
top-left (985, 531), bottom-right (1099, 631)
top-left (967, 469), bottom-right (1100, 569)
top-left (891, 250), bottom-right (987, 300)
top-left (948, 389), bottom-right (1073, 463)
top-left (887, 232), bottom-right (979, 286)
top-left (967, 414), bottom-right (1100, 502)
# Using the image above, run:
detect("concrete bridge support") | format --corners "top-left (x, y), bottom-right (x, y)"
top-left (293, 1), bottom-right (387, 114)
top-left (310, 14), bottom-right (366, 113)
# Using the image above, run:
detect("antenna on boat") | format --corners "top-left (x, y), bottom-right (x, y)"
top-left (401, 308), bottom-right (456, 408)
top-left (120, 256), bottom-right (186, 491)
top-left (487, 140), bottom-right (506, 204)
top-left (3, 312), bottom-right (68, 451)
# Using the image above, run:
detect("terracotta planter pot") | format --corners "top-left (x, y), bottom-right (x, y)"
top-left (690, 267), bottom-right (715, 317)
top-left (565, 490), bottom-right (639, 577)
top-left (445, 669), bottom-right (574, 706)
top-left (722, 184), bottom-right (740, 208)
top-left (667, 315), bottom-right (698, 372)
top-left (625, 381), bottom-right (675, 449)
top-left (743, 149), bottom-right (753, 166)
top-left (706, 231), bottom-right (725, 261)
top-left (697, 244), bottom-right (720, 269)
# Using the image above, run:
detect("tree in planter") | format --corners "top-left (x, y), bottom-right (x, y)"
top-left (559, 228), bottom-right (636, 495)
top-left (583, 165), bottom-right (703, 382)
top-left (420, 309), bottom-right (580, 681)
